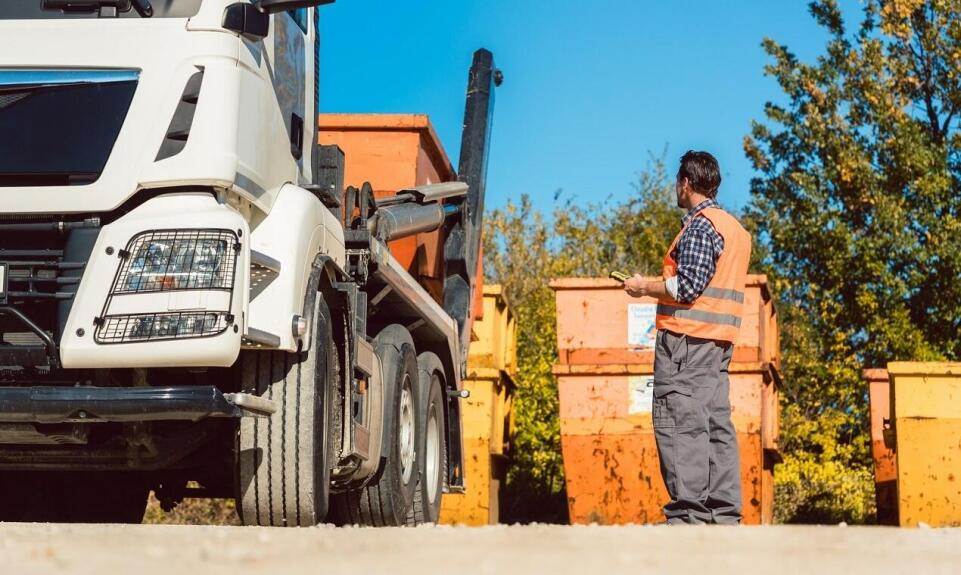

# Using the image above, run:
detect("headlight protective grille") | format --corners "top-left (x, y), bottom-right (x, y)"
top-left (94, 228), bottom-right (240, 345)
top-left (112, 229), bottom-right (238, 294)
top-left (96, 311), bottom-right (230, 343)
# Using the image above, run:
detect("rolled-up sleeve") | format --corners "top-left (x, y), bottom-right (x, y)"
top-left (665, 276), bottom-right (679, 300)
top-left (673, 221), bottom-right (723, 303)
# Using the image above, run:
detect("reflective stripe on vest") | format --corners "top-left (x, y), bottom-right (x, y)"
top-left (701, 287), bottom-right (745, 304)
top-left (656, 207), bottom-right (752, 343)
top-left (656, 304), bottom-right (742, 328)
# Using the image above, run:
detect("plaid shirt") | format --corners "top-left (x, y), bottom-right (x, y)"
top-left (670, 198), bottom-right (725, 304)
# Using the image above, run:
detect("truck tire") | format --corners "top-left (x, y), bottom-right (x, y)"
top-left (236, 294), bottom-right (337, 527)
top-left (0, 472), bottom-right (148, 523)
top-left (406, 351), bottom-right (448, 525)
top-left (329, 325), bottom-right (419, 526)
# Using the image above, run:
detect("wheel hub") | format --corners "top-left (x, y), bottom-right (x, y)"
top-left (399, 379), bottom-right (415, 485)
top-left (426, 394), bottom-right (440, 504)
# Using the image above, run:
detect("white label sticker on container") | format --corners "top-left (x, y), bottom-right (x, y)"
top-left (627, 303), bottom-right (657, 349)
top-left (629, 376), bottom-right (655, 414)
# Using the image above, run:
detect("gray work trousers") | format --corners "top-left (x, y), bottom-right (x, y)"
top-left (652, 329), bottom-right (741, 525)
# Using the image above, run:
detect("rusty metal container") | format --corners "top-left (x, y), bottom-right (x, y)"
top-left (886, 362), bottom-right (961, 527)
top-left (440, 285), bottom-right (517, 525)
top-left (551, 275), bottom-right (780, 524)
top-left (863, 368), bottom-right (898, 525)
top-left (318, 113), bottom-right (460, 304)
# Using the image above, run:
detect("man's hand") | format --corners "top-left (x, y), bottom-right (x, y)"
top-left (624, 274), bottom-right (647, 298)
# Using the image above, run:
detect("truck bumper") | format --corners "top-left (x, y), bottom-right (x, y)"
top-left (0, 385), bottom-right (274, 424)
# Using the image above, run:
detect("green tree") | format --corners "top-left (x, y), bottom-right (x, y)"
top-left (551, 159), bottom-right (681, 278)
top-left (484, 158), bottom-right (681, 523)
top-left (484, 197), bottom-right (567, 522)
top-left (744, 0), bottom-right (961, 522)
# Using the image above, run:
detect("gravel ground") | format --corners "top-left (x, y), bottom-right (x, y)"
top-left (0, 523), bottom-right (958, 575)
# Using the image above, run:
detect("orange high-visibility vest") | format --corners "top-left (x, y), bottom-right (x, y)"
top-left (656, 207), bottom-right (752, 343)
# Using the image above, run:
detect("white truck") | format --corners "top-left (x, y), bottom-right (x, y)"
top-left (0, 0), bottom-right (499, 526)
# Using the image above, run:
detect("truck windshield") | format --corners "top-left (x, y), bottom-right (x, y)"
top-left (0, 0), bottom-right (202, 19)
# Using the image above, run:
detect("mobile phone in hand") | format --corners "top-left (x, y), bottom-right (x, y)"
top-left (609, 271), bottom-right (630, 283)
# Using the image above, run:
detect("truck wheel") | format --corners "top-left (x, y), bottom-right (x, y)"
top-left (330, 326), bottom-right (419, 526)
top-left (236, 294), bottom-right (337, 527)
top-left (406, 352), bottom-right (448, 525)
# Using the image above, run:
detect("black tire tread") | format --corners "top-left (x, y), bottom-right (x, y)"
top-left (406, 351), bottom-right (448, 526)
top-left (238, 296), bottom-right (335, 527)
top-left (330, 333), bottom-right (419, 526)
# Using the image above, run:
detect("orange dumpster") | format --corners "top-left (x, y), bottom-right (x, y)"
top-left (863, 368), bottom-right (898, 525)
top-left (440, 285), bottom-right (517, 525)
top-left (551, 275), bottom-right (780, 524)
top-left (319, 113), bottom-right (461, 305)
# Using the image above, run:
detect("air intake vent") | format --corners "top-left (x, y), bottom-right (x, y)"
top-left (3, 332), bottom-right (44, 346)
top-left (155, 70), bottom-right (204, 161)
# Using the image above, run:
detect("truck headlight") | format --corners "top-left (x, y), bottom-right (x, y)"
top-left (93, 229), bottom-right (240, 344)
top-left (114, 230), bottom-right (238, 294)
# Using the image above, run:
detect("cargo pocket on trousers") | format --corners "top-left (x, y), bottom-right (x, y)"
top-left (652, 380), bottom-right (692, 429)
top-left (683, 335), bottom-right (724, 370)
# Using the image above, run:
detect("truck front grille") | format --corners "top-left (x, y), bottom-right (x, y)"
top-left (2, 248), bottom-right (79, 302)
top-left (0, 220), bottom-right (99, 347)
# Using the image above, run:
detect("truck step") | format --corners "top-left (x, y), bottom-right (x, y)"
top-left (223, 392), bottom-right (277, 416)
top-left (249, 249), bottom-right (281, 301)
top-left (242, 327), bottom-right (281, 348)
top-left (250, 249), bottom-right (281, 273)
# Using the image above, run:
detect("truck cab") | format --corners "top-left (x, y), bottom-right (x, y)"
top-left (0, 0), bottom-right (499, 526)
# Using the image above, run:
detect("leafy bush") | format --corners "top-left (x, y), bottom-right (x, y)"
top-left (774, 405), bottom-right (876, 524)
top-left (142, 492), bottom-right (240, 526)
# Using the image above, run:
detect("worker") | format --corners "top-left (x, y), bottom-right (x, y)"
top-left (623, 151), bottom-right (752, 525)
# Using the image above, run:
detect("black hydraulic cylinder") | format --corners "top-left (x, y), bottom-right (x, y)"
top-left (373, 202), bottom-right (458, 242)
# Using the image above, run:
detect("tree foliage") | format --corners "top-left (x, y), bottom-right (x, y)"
top-left (484, 159), bottom-right (681, 523)
top-left (744, 0), bottom-right (961, 522)
top-left (483, 198), bottom-right (566, 522)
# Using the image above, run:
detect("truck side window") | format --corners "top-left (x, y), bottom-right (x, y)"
top-left (288, 8), bottom-right (308, 34)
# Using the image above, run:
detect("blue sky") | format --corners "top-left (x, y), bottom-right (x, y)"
top-left (320, 1), bottom-right (862, 215)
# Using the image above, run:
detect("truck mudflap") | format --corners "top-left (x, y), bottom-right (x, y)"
top-left (0, 386), bottom-right (275, 424)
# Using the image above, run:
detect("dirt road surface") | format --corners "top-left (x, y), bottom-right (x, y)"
top-left (1, 523), bottom-right (958, 575)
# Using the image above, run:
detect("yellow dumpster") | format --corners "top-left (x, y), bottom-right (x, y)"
top-left (887, 362), bottom-right (961, 527)
top-left (439, 285), bottom-right (517, 525)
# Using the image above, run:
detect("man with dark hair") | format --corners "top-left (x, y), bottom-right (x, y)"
top-left (623, 150), bottom-right (752, 525)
